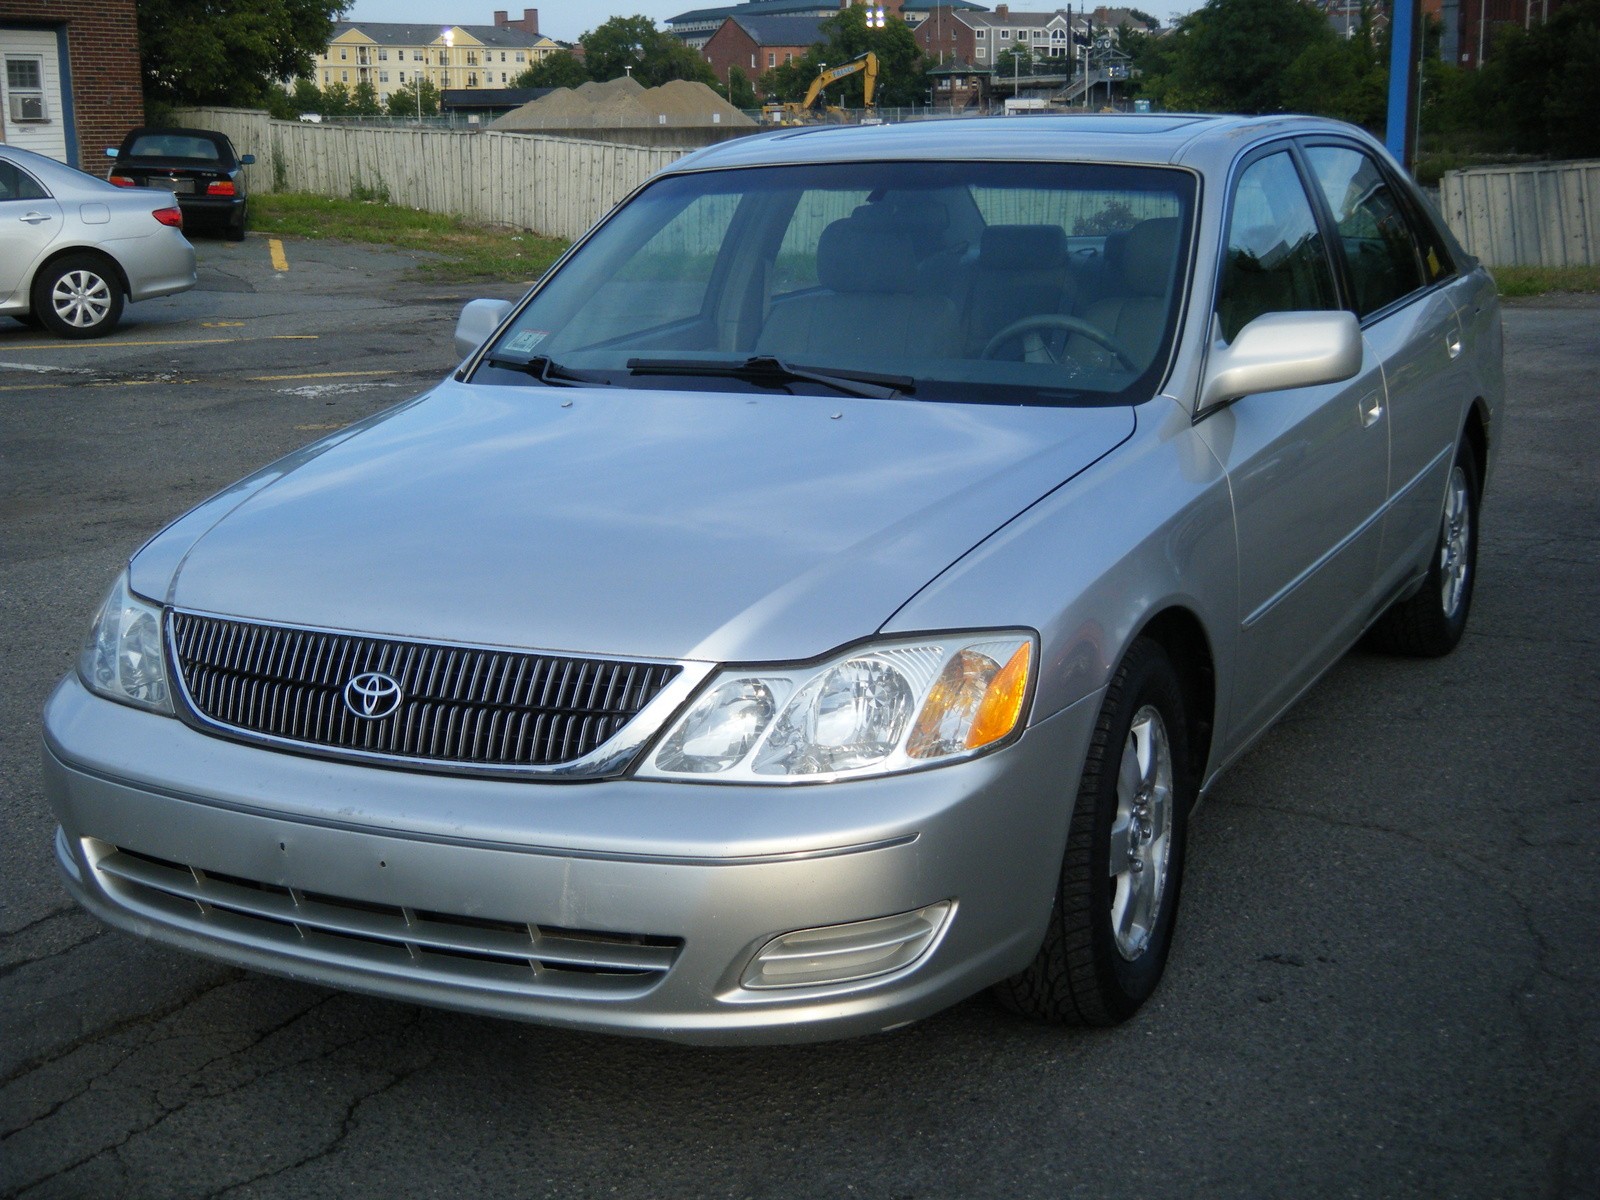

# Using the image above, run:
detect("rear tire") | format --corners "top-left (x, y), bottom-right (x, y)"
top-left (995, 637), bottom-right (1191, 1026)
top-left (30, 253), bottom-right (124, 338)
top-left (1367, 439), bottom-right (1480, 657)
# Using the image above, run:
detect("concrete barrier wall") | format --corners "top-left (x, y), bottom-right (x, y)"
top-left (1440, 159), bottom-right (1600, 268)
top-left (174, 107), bottom-right (688, 240)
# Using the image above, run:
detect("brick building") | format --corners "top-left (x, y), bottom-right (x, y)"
top-left (0, 0), bottom-right (143, 169)
top-left (703, 15), bottom-right (826, 90)
top-left (914, 5), bottom-right (981, 64)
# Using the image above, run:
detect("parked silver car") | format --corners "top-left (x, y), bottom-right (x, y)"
top-left (43, 115), bottom-right (1503, 1043)
top-left (1, 142), bottom-right (196, 337)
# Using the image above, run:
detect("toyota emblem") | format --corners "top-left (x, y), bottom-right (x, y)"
top-left (344, 671), bottom-right (403, 719)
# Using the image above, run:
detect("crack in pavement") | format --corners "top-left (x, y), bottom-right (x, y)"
top-left (5, 990), bottom-right (356, 1196)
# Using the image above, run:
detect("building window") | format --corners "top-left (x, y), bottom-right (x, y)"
top-left (750, 53), bottom-right (756, 68)
top-left (399, 71), bottom-right (406, 82)
top-left (323, 70), bottom-right (330, 83)
top-left (379, 71), bottom-right (389, 82)
top-left (500, 72), bottom-right (507, 82)
top-left (976, 29), bottom-right (986, 39)
top-left (785, 51), bottom-right (793, 63)
top-left (4, 56), bottom-right (47, 122)
top-left (500, 52), bottom-right (506, 61)
top-left (414, 50), bottom-right (424, 61)
top-left (468, 72), bottom-right (478, 86)
top-left (516, 51), bottom-right (526, 62)
top-left (379, 49), bottom-right (389, 60)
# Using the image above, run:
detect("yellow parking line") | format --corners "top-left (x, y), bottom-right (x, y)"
top-left (0, 382), bottom-right (68, 391)
top-left (269, 239), bottom-right (289, 272)
top-left (247, 369), bottom-right (399, 382)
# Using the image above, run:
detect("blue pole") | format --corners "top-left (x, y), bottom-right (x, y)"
top-left (1385, 0), bottom-right (1422, 170)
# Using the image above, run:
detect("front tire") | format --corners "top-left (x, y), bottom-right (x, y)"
top-left (1367, 439), bottom-right (1480, 657)
top-left (995, 638), bottom-right (1192, 1026)
top-left (30, 254), bottom-right (124, 338)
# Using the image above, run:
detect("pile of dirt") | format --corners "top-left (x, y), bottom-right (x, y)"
top-left (491, 78), bottom-right (754, 130)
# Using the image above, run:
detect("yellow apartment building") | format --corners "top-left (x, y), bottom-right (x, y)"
top-left (314, 21), bottom-right (561, 105)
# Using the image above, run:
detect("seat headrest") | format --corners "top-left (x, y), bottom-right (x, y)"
top-left (1122, 217), bottom-right (1181, 297)
top-left (817, 218), bottom-right (921, 294)
top-left (979, 224), bottom-right (1069, 271)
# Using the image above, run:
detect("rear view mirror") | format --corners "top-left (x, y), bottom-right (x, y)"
top-left (1199, 311), bottom-right (1362, 411)
top-left (454, 298), bottom-right (514, 360)
top-left (241, 154), bottom-right (256, 165)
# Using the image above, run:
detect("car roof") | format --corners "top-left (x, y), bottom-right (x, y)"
top-left (664, 113), bottom-right (1376, 176)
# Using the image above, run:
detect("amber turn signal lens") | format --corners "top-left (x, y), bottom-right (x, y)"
top-left (965, 641), bottom-right (1031, 749)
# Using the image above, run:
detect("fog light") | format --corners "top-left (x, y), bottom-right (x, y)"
top-left (740, 902), bottom-right (952, 990)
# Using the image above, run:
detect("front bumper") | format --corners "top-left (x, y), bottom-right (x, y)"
top-left (42, 674), bottom-right (1099, 1044)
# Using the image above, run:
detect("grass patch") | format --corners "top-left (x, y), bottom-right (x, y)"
top-left (247, 193), bottom-right (569, 283)
top-left (1493, 265), bottom-right (1600, 298)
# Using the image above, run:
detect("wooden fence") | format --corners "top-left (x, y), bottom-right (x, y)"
top-left (174, 107), bottom-right (687, 241)
top-left (1440, 159), bottom-right (1600, 268)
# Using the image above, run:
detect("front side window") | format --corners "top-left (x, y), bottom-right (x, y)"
top-left (477, 160), bottom-right (1196, 408)
top-left (1304, 145), bottom-right (1433, 318)
top-left (1217, 151), bottom-right (1337, 342)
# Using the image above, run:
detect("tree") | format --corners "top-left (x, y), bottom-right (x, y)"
top-left (321, 82), bottom-right (354, 116)
top-left (1143, 0), bottom-right (1335, 113)
top-left (136, 0), bottom-right (343, 109)
top-left (385, 79), bottom-right (441, 118)
top-left (289, 77), bottom-right (324, 115)
top-left (994, 43), bottom-right (1035, 78)
top-left (350, 81), bottom-right (382, 116)
top-left (757, 5), bottom-right (928, 108)
top-left (511, 50), bottom-right (591, 89)
top-left (1491, 0), bottom-right (1600, 158)
top-left (580, 15), bottom-right (717, 87)
top-left (719, 67), bottom-right (758, 109)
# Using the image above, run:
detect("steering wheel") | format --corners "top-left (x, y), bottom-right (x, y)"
top-left (981, 314), bottom-right (1137, 372)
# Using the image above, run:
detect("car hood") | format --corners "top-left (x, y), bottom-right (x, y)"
top-left (134, 380), bottom-right (1133, 663)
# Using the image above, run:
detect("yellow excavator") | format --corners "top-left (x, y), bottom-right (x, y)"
top-left (763, 52), bottom-right (879, 124)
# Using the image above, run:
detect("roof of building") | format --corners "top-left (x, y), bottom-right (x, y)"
top-left (671, 0), bottom-right (987, 28)
top-left (963, 10), bottom-right (1076, 27)
top-left (329, 22), bottom-right (549, 48)
top-left (727, 15), bottom-right (828, 44)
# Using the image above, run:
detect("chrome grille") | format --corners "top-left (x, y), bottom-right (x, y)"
top-left (168, 611), bottom-right (680, 770)
top-left (94, 843), bottom-right (682, 993)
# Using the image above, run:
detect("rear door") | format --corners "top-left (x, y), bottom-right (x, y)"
top-left (1300, 142), bottom-right (1470, 593)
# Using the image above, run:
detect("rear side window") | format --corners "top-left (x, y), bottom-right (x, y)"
top-left (1217, 151), bottom-right (1338, 342)
top-left (1304, 146), bottom-right (1439, 318)
top-left (0, 160), bottom-right (49, 201)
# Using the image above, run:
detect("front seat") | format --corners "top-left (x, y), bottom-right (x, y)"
top-left (756, 217), bottom-right (959, 365)
top-left (1071, 217), bottom-right (1181, 371)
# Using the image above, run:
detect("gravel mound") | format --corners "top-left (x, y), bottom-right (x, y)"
top-left (491, 79), bottom-right (755, 130)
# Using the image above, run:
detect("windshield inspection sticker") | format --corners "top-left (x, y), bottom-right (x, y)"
top-left (505, 330), bottom-right (550, 354)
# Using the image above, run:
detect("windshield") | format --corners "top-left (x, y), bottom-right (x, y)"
top-left (476, 159), bottom-right (1196, 406)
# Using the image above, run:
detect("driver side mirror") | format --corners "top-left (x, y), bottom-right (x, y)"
top-left (454, 298), bottom-right (513, 360)
top-left (241, 154), bottom-right (257, 165)
top-left (1199, 311), bottom-right (1362, 411)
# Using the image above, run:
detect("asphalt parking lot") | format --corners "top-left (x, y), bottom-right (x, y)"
top-left (1, 238), bottom-right (1596, 1199)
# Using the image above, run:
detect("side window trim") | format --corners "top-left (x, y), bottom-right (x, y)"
top-left (1295, 136), bottom-right (1457, 329)
top-left (1210, 139), bottom-right (1342, 344)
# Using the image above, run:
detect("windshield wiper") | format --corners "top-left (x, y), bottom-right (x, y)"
top-left (625, 355), bottom-right (914, 400)
top-left (485, 354), bottom-right (611, 387)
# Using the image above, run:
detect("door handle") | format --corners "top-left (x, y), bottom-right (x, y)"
top-left (1446, 333), bottom-right (1463, 359)
top-left (1360, 392), bottom-right (1384, 428)
top-left (19, 211), bottom-right (53, 225)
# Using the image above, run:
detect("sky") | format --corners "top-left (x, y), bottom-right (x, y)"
top-left (340, 2), bottom-right (1192, 45)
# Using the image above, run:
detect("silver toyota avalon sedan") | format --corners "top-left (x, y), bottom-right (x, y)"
top-left (1, 142), bottom-right (196, 337)
top-left (42, 115), bottom-right (1504, 1043)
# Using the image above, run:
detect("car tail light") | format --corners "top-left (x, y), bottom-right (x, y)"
top-left (109, 174), bottom-right (136, 187)
top-left (152, 206), bottom-right (184, 229)
top-left (206, 181), bottom-right (236, 196)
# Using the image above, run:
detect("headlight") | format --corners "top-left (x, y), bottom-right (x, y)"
top-left (79, 571), bottom-right (173, 714)
top-left (638, 632), bottom-right (1033, 783)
